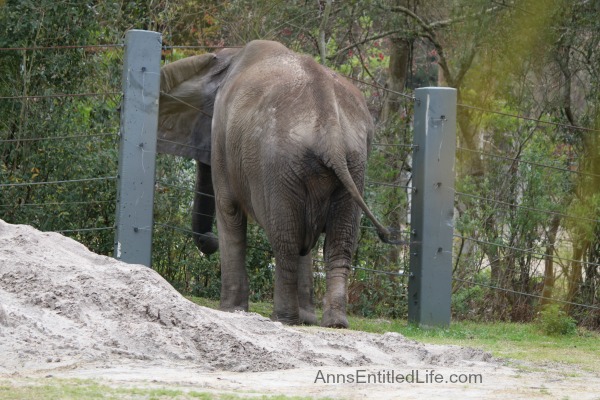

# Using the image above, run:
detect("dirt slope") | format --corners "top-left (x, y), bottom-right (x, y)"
top-left (3, 219), bottom-right (597, 399)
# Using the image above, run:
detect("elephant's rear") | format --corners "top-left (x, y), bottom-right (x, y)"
top-left (213, 41), bottom-right (373, 256)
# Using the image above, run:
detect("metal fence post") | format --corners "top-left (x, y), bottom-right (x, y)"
top-left (114, 30), bottom-right (162, 267)
top-left (408, 87), bottom-right (457, 327)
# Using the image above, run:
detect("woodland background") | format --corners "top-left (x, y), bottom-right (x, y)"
top-left (1, 0), bottom-right (599, 328)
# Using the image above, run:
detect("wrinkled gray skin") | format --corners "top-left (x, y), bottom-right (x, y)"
top-left (158, 40), bottom-right (396, 328)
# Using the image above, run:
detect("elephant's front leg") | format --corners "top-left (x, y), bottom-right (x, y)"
top-left (192, 162), bottom-right (218, 255)
top-left (216, 197), bottom-right (249, 312)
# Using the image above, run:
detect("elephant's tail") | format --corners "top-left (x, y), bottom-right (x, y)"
top-left (329, 157), bottom-right (403, 245)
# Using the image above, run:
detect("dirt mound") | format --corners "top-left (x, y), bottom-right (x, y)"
top-left (0, 219), bottom-right (492, 375)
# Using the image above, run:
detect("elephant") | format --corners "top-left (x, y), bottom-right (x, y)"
top-left (157, 40), bottom-right (398, 328)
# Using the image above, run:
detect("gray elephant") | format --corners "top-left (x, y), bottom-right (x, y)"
top-left (157, 40), bottom-right (397, 328)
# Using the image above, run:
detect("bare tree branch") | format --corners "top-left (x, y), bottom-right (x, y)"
top-left (328, 28), bottom-right (411, 59)
top-left (390, 4), bottom-right (503, 31)
top-left (387, 4), bottom-right (501, 88)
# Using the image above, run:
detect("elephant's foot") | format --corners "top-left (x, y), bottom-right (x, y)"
top-left (271, 311), bottom-right (301, 325)
top-left (299, 307), bottom-right (318, 325)
top-left (321, 266), bottom-right (350, 328)
top-left (219, 293), bottom-right (249, 313)
top-left (270, 308), bottom-right (316, 325)
top-left (321, 308), bottom-right (349, 329)
top-left (219, 305), bottom-right (248, 313)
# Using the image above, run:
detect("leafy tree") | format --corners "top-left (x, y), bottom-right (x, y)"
top-left (0, 0), bottom-right (120, 254)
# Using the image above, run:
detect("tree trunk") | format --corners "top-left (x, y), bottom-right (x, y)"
top-left (381, 37), bottom-right (411, 123)
top-left (566, 243), bottom-right (585, 312)
top-left (318, 0), bottom-right (332, 66)
top-left (540, 214), bottom-right (561, 308)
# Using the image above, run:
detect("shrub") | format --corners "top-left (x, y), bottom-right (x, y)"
top-left (536, 304), bottom-right (577, 336)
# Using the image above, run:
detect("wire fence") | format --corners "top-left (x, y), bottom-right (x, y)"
top-left (2, 40), bottom-right (599, 321)
top-left (0, 43), bottom-right (122, 254)
top-left (452, 101), bottom-right (600, 318)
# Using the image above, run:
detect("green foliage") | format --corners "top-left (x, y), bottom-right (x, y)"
top-left (452, 284), bottom-right (485, 319)
top-left (246, 224), bottom-right (275, 303)
top-left (0, 0), bottom-right (121, 255)
top-left (536, 304), bottom-right (577, 336)
top-left (348, 266), bottom-right (407, 319)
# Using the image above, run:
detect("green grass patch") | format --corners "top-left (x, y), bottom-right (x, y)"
top-left (0, 378), bottom-right (196, 400)
top-left (351, 317), bottom-right (600, 372)
top-left (186, 296), bottom-right (600, 372)
top-left (0, 378), bottom-right (322, 400)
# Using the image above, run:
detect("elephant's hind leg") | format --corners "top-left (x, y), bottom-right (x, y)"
top-left (321, 190), bottom-right (361, 329)
top-left (271, 250), bottom-right (302, 325)
top-left (216, 197), bottom-right (249, 313)
top-left (298, 253), bottom-right (317, 325)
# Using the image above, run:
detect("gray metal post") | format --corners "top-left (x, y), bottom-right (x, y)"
top-left (114, 30), bottom-right (162, 266)
top-left (408, 87), bottom-right (457, 327)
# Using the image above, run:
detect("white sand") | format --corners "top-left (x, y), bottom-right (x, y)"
top-left (1, 219), bottom-right (597, 399)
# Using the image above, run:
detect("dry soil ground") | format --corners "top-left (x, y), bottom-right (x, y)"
top-left (1, 219), bottom-right (598, 399)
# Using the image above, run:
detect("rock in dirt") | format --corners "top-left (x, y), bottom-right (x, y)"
top-left (0, 219), bottom-right (493, 375)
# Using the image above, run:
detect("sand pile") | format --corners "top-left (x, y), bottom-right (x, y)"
top-left (0, 219), bottom-right (492, 376)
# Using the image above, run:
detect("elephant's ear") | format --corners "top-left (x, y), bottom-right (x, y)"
top-left (158, 50), bottom-right (237, 164)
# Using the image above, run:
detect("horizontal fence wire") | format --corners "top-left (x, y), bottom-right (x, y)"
top-left (352, 265), bottom-right (406, 277)
top-left (360, 225), bottom-right (411, 233)
top-left (0, 92), bottom-right (121, 101)
top-left (55, 226), bottom-right (116, 233)
top-left (453, 277), bottom-right (600, 311)
top-left (155, 222), bottom-right (272, 254)
top-left (0, 200), bottom-right (113, 208)
top-left (344, 75), bottom-right (416, 100)
top-left (454, 234), bottom-right (600, 269)
top-left (192, 210), bottom-right (215, 219)
top-left (0, 133), bottom-right (118, 143)
top-left (156, 181), bottom-right (214, 198)
top-left (455, 191), bottom-right (600, 225)
top-left (0, 44), bottom-right (123, 52)
top-left (154, 223), bottom-right (221, 241)
top-left (365, 179), bottom-right (412, 189)
top-left (458, 102), bottom-right (600, 133)
top-left (457, 146), bottom-right (600, 180)
top-left (156, 138), bottom-right (211, 152)
top-left (162, 45), bottom-right (243, 50)
top-left (372, 142), bottom-right (416, 149)
top-left (0, 176), bottom-right (117, 188)
top-left (312, 257), bottom-right (408, 277)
